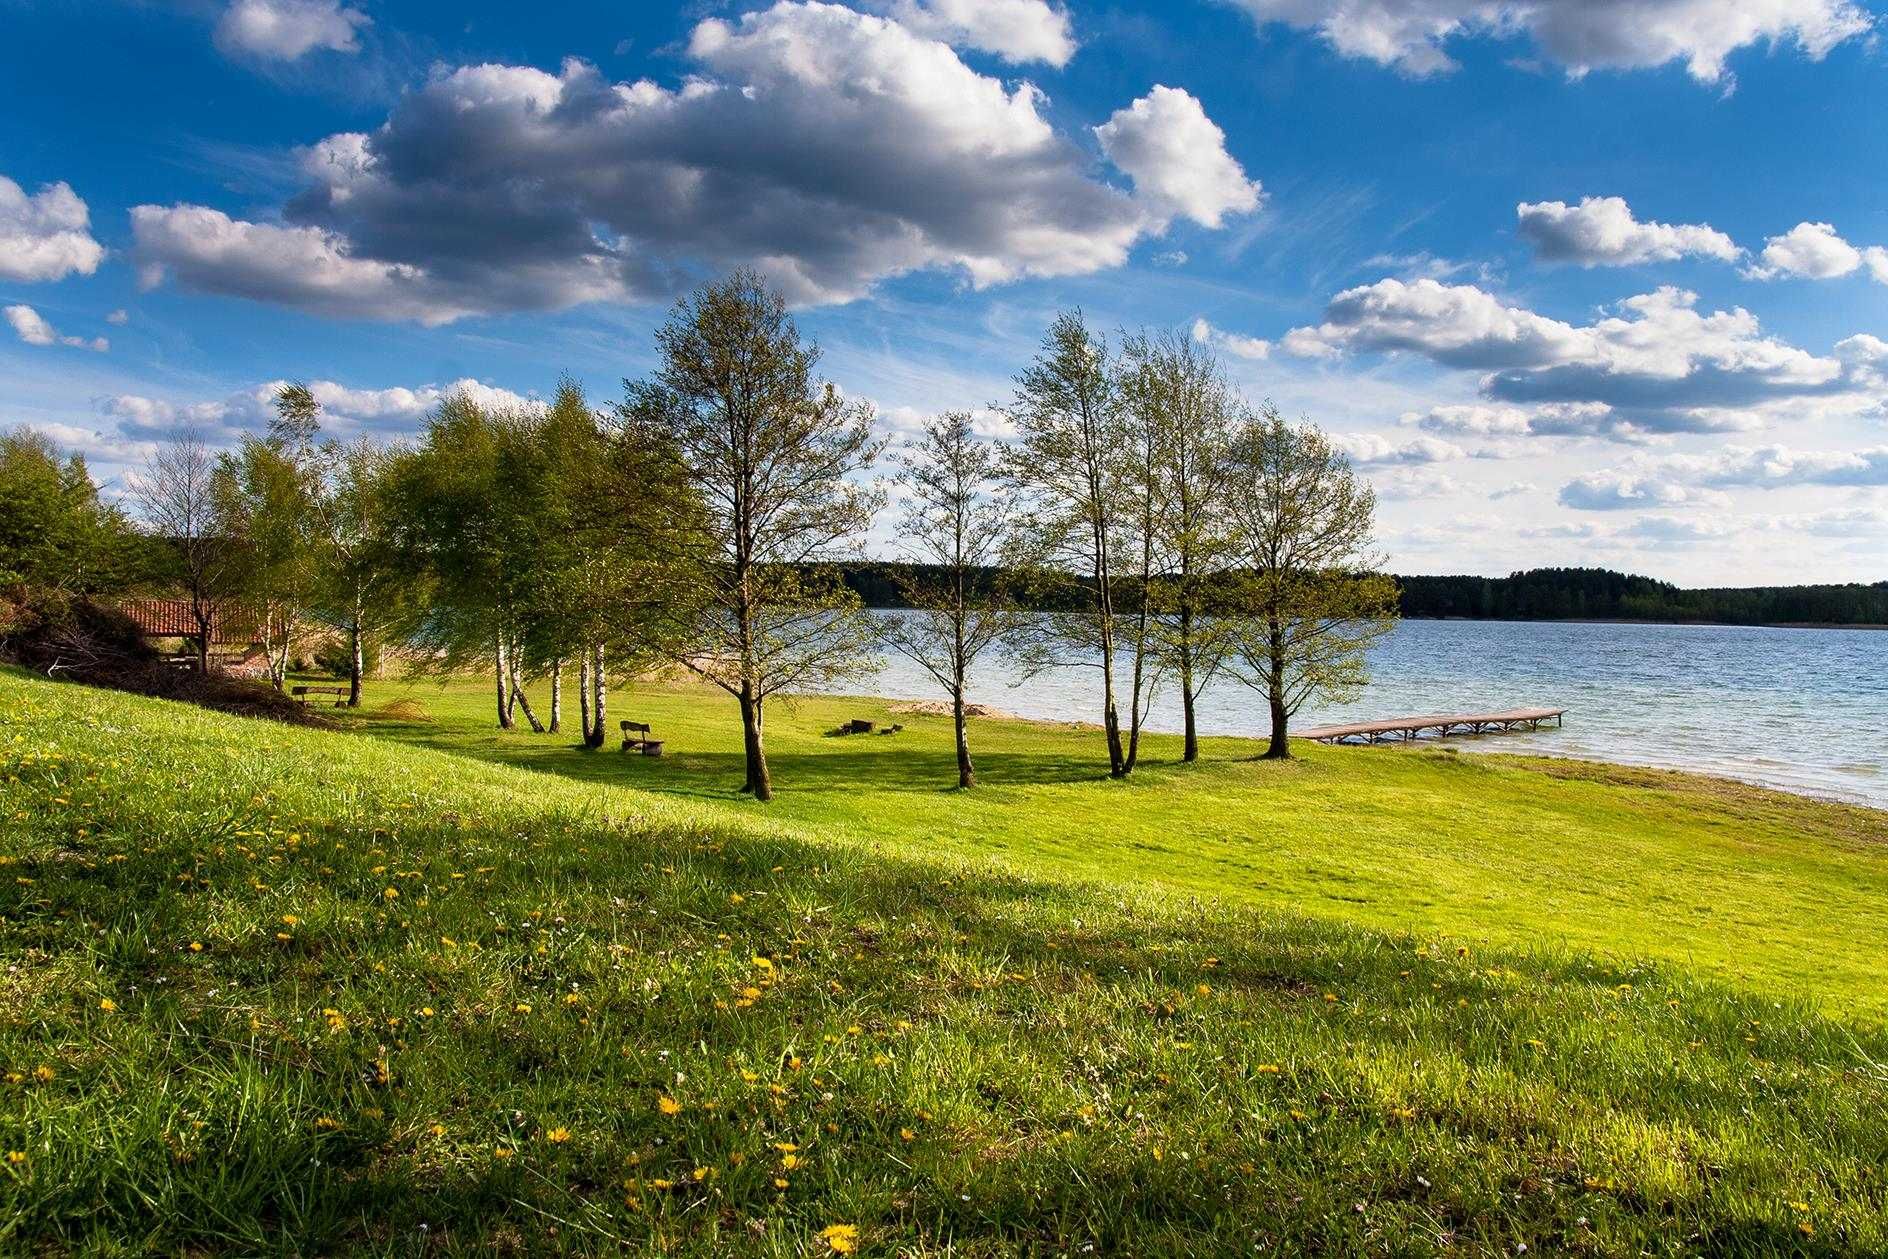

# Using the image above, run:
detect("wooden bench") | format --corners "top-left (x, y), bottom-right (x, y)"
top-left (292, 685), bottom-right (350, 707)
top-left (620, 720), bottom-right (664, 756)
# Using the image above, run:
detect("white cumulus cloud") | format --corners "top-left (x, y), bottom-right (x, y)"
top-left (1095, 85), bottom-right (1263, 229)
top-left (1744, 220), bottom-right (1888, 283)
top-left (1225, 0), bottom-right (1871, 85)
top-left (1190, 317), bottom-right (1271, 360)
top-left (213, 0), bottom-right (369, 61)
top-left (0, 175), bottom-right (105, 283)
top-left (5, 304), bottom-right (107, 352)
top-left (1286, 279), bottom-right (1872, 435)
top-left (137, 3), bottom-right (1259, 322)
top-left (100, 376), bottom-right (537, 444)
top-left (1516, 196), bottom-right (1739, 267)
top-left (884, 0), bottom-right (1076, 65)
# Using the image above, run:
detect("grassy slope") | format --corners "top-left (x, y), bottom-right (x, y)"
top-left (3, 670), bottom-right (1887, 1256)
top-left (354, 676), bottom-right (1888, 1017)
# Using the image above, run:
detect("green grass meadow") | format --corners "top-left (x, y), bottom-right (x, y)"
top-left (4, 665), bottom-right (1888, 1255)
top-left (358, 674), bottom-right (1888, 1016)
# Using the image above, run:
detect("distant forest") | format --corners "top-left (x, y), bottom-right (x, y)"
top-left (834, 564), bottom-right (1888, 628)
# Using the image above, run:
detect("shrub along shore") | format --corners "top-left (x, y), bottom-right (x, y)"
top-left (4, 667), bottom-right (1887, 1255)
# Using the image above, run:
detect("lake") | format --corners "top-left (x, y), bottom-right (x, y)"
top-left (831, 616), bottom-right (1888, 809)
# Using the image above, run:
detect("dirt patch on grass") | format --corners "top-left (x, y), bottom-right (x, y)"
top-left (887, 699), bottom-right (1018, 720)
top-left (375, 697), bottom-right (433, 722)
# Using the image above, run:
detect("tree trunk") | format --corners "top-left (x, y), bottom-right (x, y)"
top-left (1179, 605), bottom-right (1199, 763)
top-left (1264, 620), bottom-right (1290, 759)
top-left (578, 653), bottom-right (592, 745)
top-left (495, 632), bottom-right (513, 729)
top-left (587, 643), bottom-right (607, 749)
top-left (952, 685), bottom-right (974, 790)
top-left (510, 669), bottom-right (545, 733)
top-left (739, 682), bottom-right (772, 801)
top-left (1124, 643), bottom-right (1145, 774)
top-left (193, 601), bottom-right (212, 675)
top-left (347, 599), bottom-right (363, 708)
top-left (549, 657), bottom-right (561, 733)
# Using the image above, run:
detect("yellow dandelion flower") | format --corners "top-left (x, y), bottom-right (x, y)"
top-left (513, 1002), bottom-right (532, 1014)
top-left (4, 1150), bottom-right (24, 1165)
top-left (545, 1127), bottom-right (571, 1144)
top-left (383, 887), bottom-right (398, 900)
top-left (33, 1066), bottom-right (54, 1082)
top-left (281, 915), bottom-right (300, 927)
top-left (753, 956), bottom-right (773, 971)
top-left (1196, 983), bottom-right (1211, 996)
top-left (494, 1146), bottom-right (513, 1159)
top-left (899, 1127), bottom-right (915, 1142)
top-left (781, 1153), bottom-right (800, 1169)
top-left (188, 941), bottom-right (203, 953)
top-left (657, 1096), bottom-right (683, 1116)
top-left (429, 1123), bottom-right (447, 1137)
top-left (98, 998), bottom-right (116, 1012)
top-left (773, 1176), bottom-right (790, 1189)
top-left (820, 1223), bottom-right (859, 1254)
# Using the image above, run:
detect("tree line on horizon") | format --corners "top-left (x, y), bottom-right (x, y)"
top-left (2, 271), bottom-right (1402, 798)
top-left (832, 563), bottom-right (1888, 627)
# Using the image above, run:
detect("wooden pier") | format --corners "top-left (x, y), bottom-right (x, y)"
top-left (1298, 707), bottom-right (1566, 745)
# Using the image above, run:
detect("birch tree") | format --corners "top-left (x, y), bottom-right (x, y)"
top-left (1119, 329), bottom-right (1242, 762)
top-left (1223, 407), bottom-right (1399, 757)
top-left (623, 270), bottom-right (881, 801)
top-left (313, 437), bottom-right (400, 707)
top-left (1002, 311), bottom-right (1134, 777)
top-left (385, 394), bottom-right (541, 729)
top-left (877, 411), bottom-right (1020, 789)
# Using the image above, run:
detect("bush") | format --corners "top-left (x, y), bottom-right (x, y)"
top-left (313, 634), bottom-right (378, 680)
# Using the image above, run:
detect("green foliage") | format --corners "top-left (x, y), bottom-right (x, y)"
top-left (0, 428), bottom-right (144, 597)
top-left (623, 269), bottom-right (883, 799)
top-left (4, 668), bottom-right (1886, 1255)
top-left (1222, 408), bottom-right (1399, 751)
top-left (1401, 567), bottom-right (1888, 626)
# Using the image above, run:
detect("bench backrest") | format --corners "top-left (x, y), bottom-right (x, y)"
top-left (620, 720), bottom-right (651, 734)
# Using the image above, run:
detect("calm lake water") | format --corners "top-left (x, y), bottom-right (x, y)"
top-left (829, 616), bottom-right (1888, 810)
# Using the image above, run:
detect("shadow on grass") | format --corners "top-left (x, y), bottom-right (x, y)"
top-left (353, 714), bottom-right (1209, 801)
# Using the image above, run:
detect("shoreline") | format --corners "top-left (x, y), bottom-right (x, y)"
top-left (795, 681), bottom-right (1888, 817)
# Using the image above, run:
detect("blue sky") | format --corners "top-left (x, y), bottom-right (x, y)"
top-left (4, 0), bottom-right (1887, 584)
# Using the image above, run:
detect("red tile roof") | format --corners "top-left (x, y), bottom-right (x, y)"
top-left (116, 599), bottom-right (261, 644)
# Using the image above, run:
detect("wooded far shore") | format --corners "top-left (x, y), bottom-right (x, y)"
top-left (834, 562), bottom-right (1888, 628)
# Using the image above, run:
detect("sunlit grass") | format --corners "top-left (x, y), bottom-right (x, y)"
top-left (3, 666), bottom-right (1886, 1254)
top-left (348, 673), bottom-right (1888, 1017)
